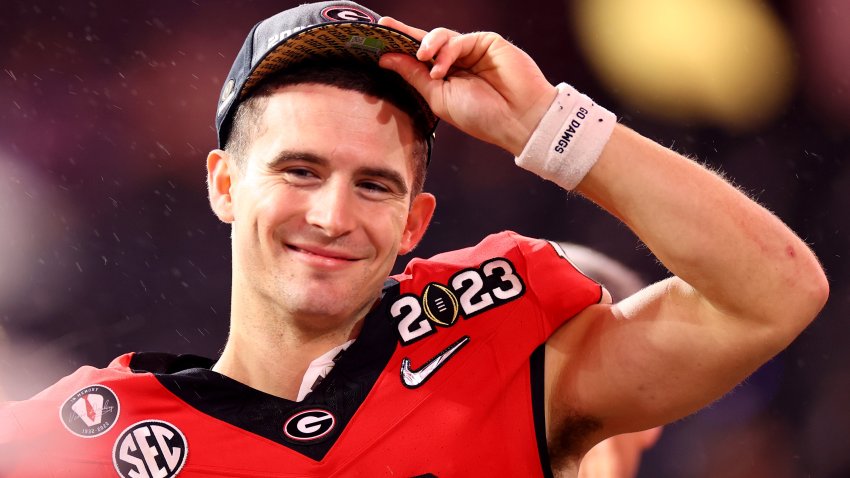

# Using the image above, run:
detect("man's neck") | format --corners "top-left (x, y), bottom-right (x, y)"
top-left (212, 296), bottom-right (369, 401)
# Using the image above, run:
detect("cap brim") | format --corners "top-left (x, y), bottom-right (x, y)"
top-left (242, 22), bottom-right (437, 134)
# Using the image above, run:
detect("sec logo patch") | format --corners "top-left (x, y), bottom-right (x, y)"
top-left (113, 420), bottom-right (187, 478)
top-left (59, 384), bottom-right (120, 438)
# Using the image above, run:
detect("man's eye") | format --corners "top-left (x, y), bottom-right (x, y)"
top-left (359, 181), bottom-right (391, 194)
top-left (282, 168), bottom-right (320, 182)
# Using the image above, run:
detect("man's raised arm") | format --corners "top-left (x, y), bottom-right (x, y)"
top-left (378, 16), bottom-right (828, 461)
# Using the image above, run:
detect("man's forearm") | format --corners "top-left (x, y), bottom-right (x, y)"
top-left (575, 125), bottom-right (828, 335)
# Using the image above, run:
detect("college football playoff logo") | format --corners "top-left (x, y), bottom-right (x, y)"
top-left (422, 282), bottom-right (460, 326)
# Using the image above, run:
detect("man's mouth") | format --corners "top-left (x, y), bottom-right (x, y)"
top-left (286, 244), bottom-right (359, 262)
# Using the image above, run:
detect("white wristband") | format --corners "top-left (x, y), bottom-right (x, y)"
top-left (515, 83), bottom-right (616, 190)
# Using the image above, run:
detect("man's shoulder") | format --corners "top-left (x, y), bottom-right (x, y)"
top-left (13, 351), bottom-right (214, 405)
top-left (28, 352), bottom-right (139, 399)
top-left (122, 352), bottom-right (215, 374)
top-left (0, 352), bottom-right (165, 444)
top-left (390, 230), bottom-right (602, 340)
top-left (398, 231), bottom-right (546, 272)
top-left (393, 230), bottom-right (588, 288)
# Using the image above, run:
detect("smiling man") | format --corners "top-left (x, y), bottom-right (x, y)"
top-left (0, 1), bottom-right (828, 477)
top-left (209, 78), bottom-right (436, 401)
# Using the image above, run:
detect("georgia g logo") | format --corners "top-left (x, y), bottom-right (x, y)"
top-left (282, 408), bottom-right (336, 443)
top-left (113, 420), bottom-right (187, 478)
top-left (321, 6), bottom-right (375, 23)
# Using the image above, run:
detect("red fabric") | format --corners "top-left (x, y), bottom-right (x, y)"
top-left (0, 231), bottom-right (600, 477)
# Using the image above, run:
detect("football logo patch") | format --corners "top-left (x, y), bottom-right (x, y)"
top-left (113, 420), bottom-right (187, 478)
top-left (422, 282), bottom-right (460, 326)
top-left (283, 408), bottom-right (336, 443)
top-left (59, 384), bottom-right (120, 438)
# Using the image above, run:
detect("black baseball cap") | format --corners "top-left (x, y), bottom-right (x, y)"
top-left (215, 1), bottom-right (438, 159)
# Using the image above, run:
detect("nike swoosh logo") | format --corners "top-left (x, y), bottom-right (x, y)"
top-left (400, 336), bottom-right (470, 388)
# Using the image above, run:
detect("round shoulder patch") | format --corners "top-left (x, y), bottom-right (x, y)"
top-left (113, 420), bottom-right (188, 478)
top-left (59, 384), bottom-right (120, 438)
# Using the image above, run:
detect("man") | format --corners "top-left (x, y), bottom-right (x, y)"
top-left (556, 243), bottom-right (662, 478)
top-left (0, 2), bottom-right (827, 477)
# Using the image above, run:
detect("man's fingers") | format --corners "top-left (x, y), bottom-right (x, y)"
top-left (419, 28), bottom-right (464, 78)
top-left (419, 27), bottom-right (458, 61)
top-left (378, 53), bottom-right (441, 109)
top-left (379, 18), bottom-right (457, 78)
top-left (432, 33), bottom-right (486, 79)
top-left (378, 16), bottom-right (428, 41)
top-left (379, 19), bottom-right (469, 81)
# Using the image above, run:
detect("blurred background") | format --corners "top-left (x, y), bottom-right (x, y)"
top-left (0, 0), bottom-right (847, 476)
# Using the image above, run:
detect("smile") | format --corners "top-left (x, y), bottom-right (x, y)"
top-left (286, 244), bottom-right (361, 267)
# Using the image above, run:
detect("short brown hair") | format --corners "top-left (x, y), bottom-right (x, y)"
top-left (225, 60), bottom-right (430, 198)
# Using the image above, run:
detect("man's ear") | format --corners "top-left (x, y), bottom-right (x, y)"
top-left (399, 192), bottom-right (436, 255)
top-left (207, 149), bottom-right (236, 223)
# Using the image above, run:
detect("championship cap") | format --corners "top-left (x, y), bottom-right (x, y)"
top-left (215, 1), bottom-right (438, 159)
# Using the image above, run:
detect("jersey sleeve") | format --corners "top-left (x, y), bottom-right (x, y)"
top-left (400, 231), bottom-right (603, 346)
top-left (508, 232), bottom-right (604, 337)
top-left (0, 353), bottom-right (136, 476)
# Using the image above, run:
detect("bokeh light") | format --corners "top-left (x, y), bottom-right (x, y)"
top-left (572, 0), bottom-right (795, 130)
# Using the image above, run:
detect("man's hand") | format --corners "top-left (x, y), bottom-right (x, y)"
top-left (378, 17), bottom-right (557, 156)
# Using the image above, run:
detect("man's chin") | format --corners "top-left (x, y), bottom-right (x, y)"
top-left (284, 289), bottom-right (370, 322)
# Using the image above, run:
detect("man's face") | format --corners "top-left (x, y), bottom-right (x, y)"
top-left (209, 83), bottom-right (434, 327)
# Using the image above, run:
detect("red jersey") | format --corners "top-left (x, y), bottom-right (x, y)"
top-left (0, 232), bottom-right (601, 477)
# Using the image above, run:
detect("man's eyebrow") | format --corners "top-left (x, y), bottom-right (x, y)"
top-left (267, 150), bottom-right (409, 195)
top-left (266, 150), bottom-right (327, 169)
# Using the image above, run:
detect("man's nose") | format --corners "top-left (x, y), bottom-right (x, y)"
top-left (304, 181), bottom-right (357, 237)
